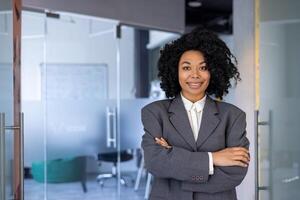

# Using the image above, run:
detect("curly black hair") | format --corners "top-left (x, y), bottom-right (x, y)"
top-left (157, 27), bottom-right (241, 100)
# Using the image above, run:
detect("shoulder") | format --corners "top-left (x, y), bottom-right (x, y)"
top-left (213, 99), bottom-right (245, 119)
top-left (142, 98), bottom-right (172, 114)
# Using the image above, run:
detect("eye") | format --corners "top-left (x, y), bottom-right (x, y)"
top-left (199, 65), bottom-right (208, 71)
top-left (182, 66), bottom-right (191, 70)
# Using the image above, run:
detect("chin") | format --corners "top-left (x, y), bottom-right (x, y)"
top-left (189, 89), bottom-right (204, 95)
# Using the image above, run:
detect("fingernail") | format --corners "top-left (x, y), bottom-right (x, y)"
top-left (155, 138), bottom-right (158, 140)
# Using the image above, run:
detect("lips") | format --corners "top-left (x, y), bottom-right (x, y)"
top-left (187, 82), bottom-right (202, 89)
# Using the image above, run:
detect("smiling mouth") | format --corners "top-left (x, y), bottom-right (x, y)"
top-left (187, 82), bottom-right (202, 89)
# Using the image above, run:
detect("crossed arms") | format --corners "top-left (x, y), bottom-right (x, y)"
top-left (141, 107), bottom-right (250, 193)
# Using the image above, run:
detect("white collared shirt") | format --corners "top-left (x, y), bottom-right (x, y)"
top-left (181, 93), bottom-right (214, 175)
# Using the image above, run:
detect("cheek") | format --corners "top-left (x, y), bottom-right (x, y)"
top-left (202, 72), bottom-right (211, 83)
top-left (206, 72), bottom-right (211, 81)
top-left (178, 72), bottom-right (187, 83)
top-left (206, 75), bottom-right (211, 84)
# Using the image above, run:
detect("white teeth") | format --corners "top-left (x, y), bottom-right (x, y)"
top-left (187, 83), bottom-right (201, 88)
top-left (189, 83), bottom-right (201, 86)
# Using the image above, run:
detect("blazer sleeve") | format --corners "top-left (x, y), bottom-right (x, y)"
top-left (181, 111), bottom-right (250, 193)
top-left (141, 106), bottom-right (210, 184)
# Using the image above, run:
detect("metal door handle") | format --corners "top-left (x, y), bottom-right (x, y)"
top-left (0, 113), bottom-right (5, 200)
top-left (255, 110), bottom-right (272, 200)
top-left (0, 112), bottom-right (24, 200)
top-left (106, 107), bottom-right (117, 148)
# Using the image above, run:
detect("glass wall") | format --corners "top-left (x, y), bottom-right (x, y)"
top-left (0, 1), bottom-right (14, 199)
top-left (258, 0), bottom-right (300, 199)
top-left (22, 10), bottom-right (178, 200)
top-left (118, 25), bottom-right (179, 200)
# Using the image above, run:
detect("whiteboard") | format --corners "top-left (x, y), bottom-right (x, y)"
top-left (41, 63), bottom-right (108, 100)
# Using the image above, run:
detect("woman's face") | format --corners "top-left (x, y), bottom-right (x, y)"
top-left (178, 50), bottom-right (210, 102)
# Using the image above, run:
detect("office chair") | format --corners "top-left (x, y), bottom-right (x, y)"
top-left (32, 156), bottom-right (87, 193)
top-left (134, 150), bottom-right (152, 199)
top-left (96, 150), bottom-right (133, 187)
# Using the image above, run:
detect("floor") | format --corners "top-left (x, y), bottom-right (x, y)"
top-left (24, 172), bottom-right (148, 200)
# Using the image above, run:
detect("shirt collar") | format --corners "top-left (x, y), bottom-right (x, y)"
top-left (181, 93), bottom-right (206, 112)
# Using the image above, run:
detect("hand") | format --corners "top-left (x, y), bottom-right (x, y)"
top-left (155, 137), bottom-right (172, 149)
top-left (212, 147), bottom-right (250, 167)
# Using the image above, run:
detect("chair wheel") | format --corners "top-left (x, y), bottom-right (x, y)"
top-left (98, 181), bottom-right (104, 187)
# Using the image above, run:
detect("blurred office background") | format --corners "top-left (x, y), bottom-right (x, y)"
top-left (1, 0), bottom-right (300, 199)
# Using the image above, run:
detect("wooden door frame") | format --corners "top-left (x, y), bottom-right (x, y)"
top-left (13, 0), bottom-right (22, 199)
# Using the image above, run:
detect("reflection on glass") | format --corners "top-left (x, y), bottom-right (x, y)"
top-left (259, 0), bottom-right (300, 199)
top-left (118, 25), bottom-right (180, 199)
top-left (22, 10), bottom-right (180, 200)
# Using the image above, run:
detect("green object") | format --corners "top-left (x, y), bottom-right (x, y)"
top-left (31, 156), bottom-right (86, 183)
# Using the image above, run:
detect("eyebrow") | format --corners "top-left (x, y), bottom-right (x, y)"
top-left (180, 61), bottom-right (206, 65)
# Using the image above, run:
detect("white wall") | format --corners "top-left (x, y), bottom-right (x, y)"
top-left (233, 0), bottom-right (256, 199)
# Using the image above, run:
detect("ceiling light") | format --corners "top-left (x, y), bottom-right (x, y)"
top-left (188, 0), bottom-right (202, 8)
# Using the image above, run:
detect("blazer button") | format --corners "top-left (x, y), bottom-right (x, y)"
top-left (192, 175), bottom-right (195, 180)
top-left (199, 175), bottom-right (204, 180)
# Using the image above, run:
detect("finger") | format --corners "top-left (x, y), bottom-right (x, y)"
top-left (232, 147), bottom-right (249, 154)
top-left (155, 137), bottom-right (172, 149)
top-left (156, 140), bottom-right (166, 146)
top-left (233, 151), bottom-right (250, 160)
top-left (238, 147), bottom-right (249, 153)
top-left (158, 138), bottom-right (169, 145)
top-left (232, 147), bottom-right (247, 152)
top-left (160, 138), bottom-right (170, 146)
top-left (156, 140), bottom-right (169, 148)
top-left (157, 141), bottom-right (172, 149)
top-left (233, 147), bottom-right (248, 152)
top-left (160, 138), bottom-right (170, 144)
top-left (233, 155), bottom-right (250, 164)
top-left (233, 161), bottom-right (248, 167)
top-left (155, 138), bottom-right (164, 144)
top-left (156, 139), bottom-right (168, 146)
top-left (233, 152), bottom-right (250, 161)
top-left (155, 139), bottom-right (164, 145)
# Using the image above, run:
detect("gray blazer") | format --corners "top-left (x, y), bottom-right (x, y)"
top-left (141, 95), bottom-right (249, 200)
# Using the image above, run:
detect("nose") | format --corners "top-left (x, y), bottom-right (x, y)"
top-left (191, 68), bottom-right (200, 78)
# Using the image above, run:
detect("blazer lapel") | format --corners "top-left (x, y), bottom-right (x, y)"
top-left (196, 96), bottom-right (220, 148)
top-left (168, 95), bottom-right (197, 151)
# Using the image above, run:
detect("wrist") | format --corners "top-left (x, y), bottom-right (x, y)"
top-left (212, 152), bottom-right (218, 166)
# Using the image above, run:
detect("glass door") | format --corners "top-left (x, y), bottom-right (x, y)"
top-left (118, 25), bottom-right (180, 199)
top-left (22, 10), bottom-right (47, 200)
top-left (22, 9), bottom-right (181, 200)
top-left (44, 12), bottom-right (119, 200)
top-left (22, 10), bottom-right (121, 200)
top-left (258, 0), bottom-right (300, 199)
top-left (0, 0), bottom-right (22, 199)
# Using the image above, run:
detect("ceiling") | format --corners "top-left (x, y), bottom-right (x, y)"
top-left (186, 0), bottom-right (233, 34)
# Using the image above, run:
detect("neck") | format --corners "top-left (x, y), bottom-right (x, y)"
top-left (181, 92), bottom-right (205, 103)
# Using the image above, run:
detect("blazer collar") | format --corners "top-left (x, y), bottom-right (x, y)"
top-left (168, 94), bottom-right (220, 150)
top-left (181, 93), bottom-right (206, 112)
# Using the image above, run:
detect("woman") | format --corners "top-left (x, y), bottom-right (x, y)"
top-left (141, 27), bottom-right (250, 200)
